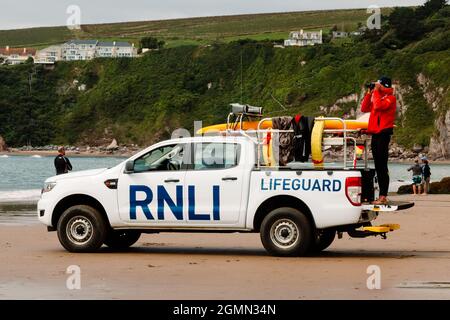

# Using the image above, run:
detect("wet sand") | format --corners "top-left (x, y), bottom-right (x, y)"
top-left (0, 195), bottom-right (449, 300)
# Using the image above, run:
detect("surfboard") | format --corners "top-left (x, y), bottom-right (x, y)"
top-left (196, 119), bottom-right (368, 134)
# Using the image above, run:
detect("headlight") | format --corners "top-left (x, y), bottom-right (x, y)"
top-left (42, 182), bottom-right (57, 194)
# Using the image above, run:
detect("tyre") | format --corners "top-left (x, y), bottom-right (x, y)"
top-left (309, 229), bottom-right (336, 254)
top-left (104, 230), bottom-right (141, 249)
top-left (260, 207), bottom-right (312, 257)
top-left (57, 205), bottom-right (108, 253)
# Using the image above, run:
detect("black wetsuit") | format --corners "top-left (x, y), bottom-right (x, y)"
top-left (54, 154), bottom-right (73, 175)
top-left (371, 128), bottom-right (393, 197)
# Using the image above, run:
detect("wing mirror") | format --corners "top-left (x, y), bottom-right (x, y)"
top-left (124, 160), bottom-right (135, 174)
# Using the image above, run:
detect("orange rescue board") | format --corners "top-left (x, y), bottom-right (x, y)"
top-left (197, 119), bottom-right (368, 134)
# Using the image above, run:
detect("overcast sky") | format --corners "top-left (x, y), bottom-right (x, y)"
top-left (0, 0), bottom-right (426, 30)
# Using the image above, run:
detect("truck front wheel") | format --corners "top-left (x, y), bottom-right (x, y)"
top-left (104, 230), bottom-right (141, 249)
top-left (260, 207), bottom-right (312, 257)
top-left (57, 205), bottom-right (108, 252)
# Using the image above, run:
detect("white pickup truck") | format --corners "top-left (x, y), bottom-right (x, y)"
top-left (38, 133), bottom-right (410, 257)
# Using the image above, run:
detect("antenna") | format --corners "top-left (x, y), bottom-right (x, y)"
top-left (270, 92), bottom-right (287, 111)
top-left (240, 50), bottom-right (243, 104)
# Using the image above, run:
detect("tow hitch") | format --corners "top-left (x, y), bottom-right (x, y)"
top-left (348, 224), bottom-right (400, 239)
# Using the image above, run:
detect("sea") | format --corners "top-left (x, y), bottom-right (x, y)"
top-left (0, 155), bottom-right (449, 223)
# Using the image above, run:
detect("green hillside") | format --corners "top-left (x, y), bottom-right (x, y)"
top-left (0, 8), bottom-right (387, 48)
top-left (0, 2), bottom-right (449, 154)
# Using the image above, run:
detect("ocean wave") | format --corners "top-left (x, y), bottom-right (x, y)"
top-left (0, 189), bottom-right (41, 203)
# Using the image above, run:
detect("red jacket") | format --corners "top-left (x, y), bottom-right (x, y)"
top-left (361, 87), bottom-right (396, 134)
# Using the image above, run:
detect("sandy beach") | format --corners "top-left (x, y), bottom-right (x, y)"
top-left (0, 194), bottom-right (449, 300)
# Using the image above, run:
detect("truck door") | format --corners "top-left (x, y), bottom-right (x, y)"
top-left (117, 143), bottom-right (188, 225)
top-left (184, 142), bottom-right (244, 226)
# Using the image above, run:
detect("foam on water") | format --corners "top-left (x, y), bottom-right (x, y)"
top-left (0, 189), bottom-right (42, 203)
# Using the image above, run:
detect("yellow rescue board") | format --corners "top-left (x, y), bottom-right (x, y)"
top-left (196, 119), bottom-right (368, 134)
top-left (362, 224), bottom-right (400, 233)
top-left (196, 121), bottom-right (271, 134)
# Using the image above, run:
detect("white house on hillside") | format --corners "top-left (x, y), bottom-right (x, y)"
top-left (34, 45), bottom-right (63, 64)
top-left (62, 40), bottom-right (98, 61)
top-left (33, 40), bottom-right (139, 64)
top-left (332, 31), bottom-right (349, 39)
top-left (96, 41), bottom-right (137, 58)
top-left (284, 30), bottom-right (323, 47)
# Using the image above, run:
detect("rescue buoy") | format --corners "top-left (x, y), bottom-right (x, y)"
top-left (262, 130), bottom-right (276, 167)
top-left (311, 118), bottom-right (326, 168)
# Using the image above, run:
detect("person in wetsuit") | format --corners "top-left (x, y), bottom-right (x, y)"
top-left (54, 146), bottom-right (73, 175)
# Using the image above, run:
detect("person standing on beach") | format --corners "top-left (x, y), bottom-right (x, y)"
top-left (408, 159), bottom-right (422, 195)
top-left (422, 159), bottom-right (431, 195)
top-left (361, 76), bottom-right (396, 205)
top-left (54, 147), bottom-right (73, 175)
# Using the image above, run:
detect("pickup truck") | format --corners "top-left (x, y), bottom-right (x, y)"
top-left (38, 135), bottom-right (408, 257)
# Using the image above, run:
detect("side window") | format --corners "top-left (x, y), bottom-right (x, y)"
top-left (193, 143), bottom-right (240, 170)
top-left (134, 144), bottom-right (186, 172)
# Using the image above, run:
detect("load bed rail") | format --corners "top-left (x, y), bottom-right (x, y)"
top-left (217, 110), bottom-right (371, 170)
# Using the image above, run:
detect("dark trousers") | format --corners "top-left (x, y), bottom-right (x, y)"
top-left (371, 130), bottom-right (392, 197)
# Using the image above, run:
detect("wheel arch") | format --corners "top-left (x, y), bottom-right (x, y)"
top-left (252, 195), bottom-right (316, 232)
top-left (52, 194), bottom-right (111, 228)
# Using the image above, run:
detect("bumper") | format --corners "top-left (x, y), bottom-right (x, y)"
top-left (37, 196), bottom-right (55, 227)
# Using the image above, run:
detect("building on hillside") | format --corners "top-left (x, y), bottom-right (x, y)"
top-left (34, 45), bottom-right (63, 64)
top-left (96, 41), bottom-right (137, 58)
top-left (62, 40), bottom-right (98, 61)
top-left (60, 40), bottom-right (137, 61)
top-left (332, 31), bottom-right (349, 39)
top-left (0, 46), bottom-right (36, 65)
top-left (284, 30), bottom-right (322, 47)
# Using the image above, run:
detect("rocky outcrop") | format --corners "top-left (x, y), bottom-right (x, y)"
top-left (106, 139), bottom-right (119, 151)
top-left (393, 83), bottom-right (413, 127)
top-left (429, 110), bottom-right (450, 159)
top-left (417, 73), bottom-right (445, 112)
top-left (415, 73), bottom-right (449, 159)
top-left (398, 177), bottom-right (450, 194)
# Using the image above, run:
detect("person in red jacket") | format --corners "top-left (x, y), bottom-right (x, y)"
top-left (361, 76), bottom-right (396, 205)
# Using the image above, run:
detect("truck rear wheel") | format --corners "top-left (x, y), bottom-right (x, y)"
top-left (260, 207), bottom-right (312, 257)
top-left (57, 205), bottom-right (108, 253)
top-left (104, 230), bottom-right (141, 249)
top-left (309, 229), bottom-right (336, 254)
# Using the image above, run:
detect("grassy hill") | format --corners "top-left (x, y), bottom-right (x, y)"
top-left (0, 8), bottom-right (391, 48)
top-left (0, 2), bottom-right (448, 157)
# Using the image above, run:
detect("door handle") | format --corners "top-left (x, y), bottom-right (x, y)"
top-left (222, 177), bottom-right (238, 181)
top-left (164, 179), bottom-right (180, 183)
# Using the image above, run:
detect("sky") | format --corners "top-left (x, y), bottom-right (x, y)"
top-left (0, 0), bottom-right (426, 30)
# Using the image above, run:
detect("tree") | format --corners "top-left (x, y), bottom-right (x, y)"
top-left (139, 37), bottom-right (165, 50)
top-left (416, 0), bottom-right (448, 19)
top-left (388, 7), bottom-right (424, 44)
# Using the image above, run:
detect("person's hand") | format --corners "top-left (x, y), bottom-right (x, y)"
top-left (374, 82), bottom-right (382, 91)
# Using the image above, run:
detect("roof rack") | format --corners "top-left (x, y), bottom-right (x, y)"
top-left (205, 105), bottom-right (370, 170)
